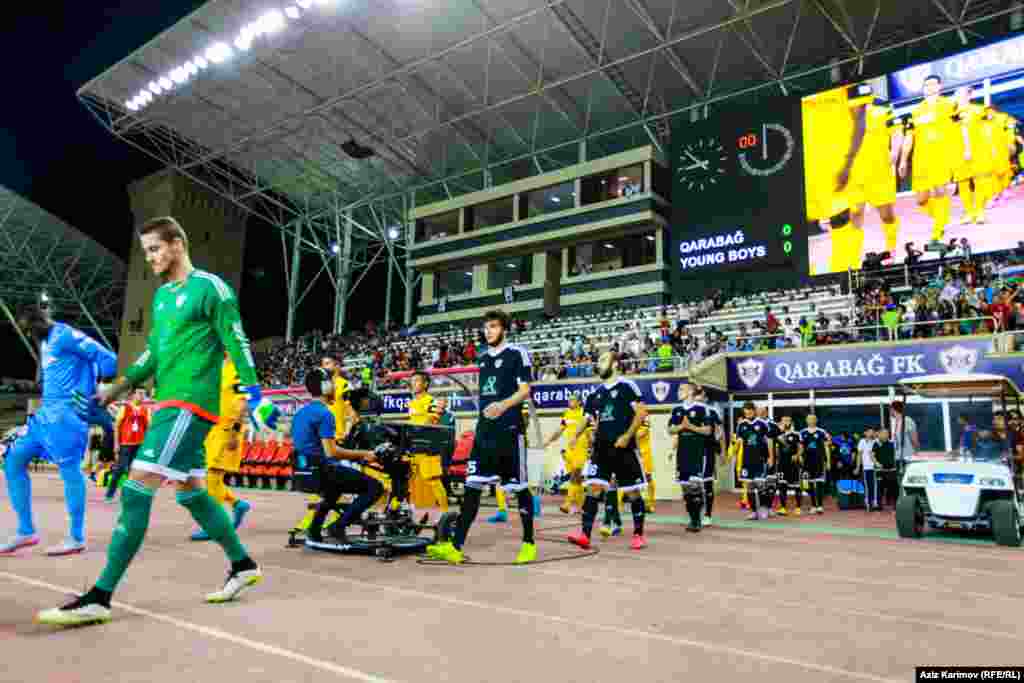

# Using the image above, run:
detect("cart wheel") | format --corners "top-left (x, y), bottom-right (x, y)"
top-left (896, 494), bottom-right (924, 539)
top-left (990, 500), bottom-right (1022, 547)
top-left (435, 512), bottom-right (458, 543)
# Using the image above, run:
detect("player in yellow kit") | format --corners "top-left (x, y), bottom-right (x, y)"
top-left (190, 358), bottom-right (251, 541)
top-left (635, 416), bottom-right (656, 513)
top-left (846, 98), bottom-right (904, 252)
top-left (991, 110), bottom-right (1017, 203)
top-left (953, 86), bottom-right (994, 225)
top-left (544, 393), bottom-right (591, 515)
top-left (899, 74), bottom-right (958, 245)
top-left (408, 371), bottom-right (448, 521)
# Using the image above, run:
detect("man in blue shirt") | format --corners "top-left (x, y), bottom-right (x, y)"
top-left (2, 303), bottom-right (117, 556)
top-left (291, 368), bottom-right (383, 547)
top-left (957, 415), bottom-right (978, 453)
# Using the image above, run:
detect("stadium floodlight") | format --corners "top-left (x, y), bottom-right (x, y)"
top-left (284, 6), bottom-right (301, 19)
top-left (184, 60), bottom-right (198, 76)
top-left (149, 81), bottom-right (163, 95)
top-left (464, 272), bottom-right (472, 277)
top-left (297, 0), bottom-right (313, 7)
top-left (604, 243), bottom-right (615, 249)
top-left (387, 227), bottom-right (400, 240)
top-left (125, 99), bottom-right (139, 111)
top-left (260, 9), bottom-right (287, 33)
top-left (194, 55), bottom-right (209, 69)
top-left (139, 90), bottom-right (153, 103)
top-left (158, 76), bottom-right (173, 90)
top-left (331, 242), bottom-right (340, 254)
top-left (205, 42), bottom-right (234, 64)
top-left (551, 196), bottom-right (561, 203)
top-left (235, 35), bottom-right (252, 51)
top-left (645, 235), bottom-right (655, 241)
top-left (170, 67), bottom-right (187, 84)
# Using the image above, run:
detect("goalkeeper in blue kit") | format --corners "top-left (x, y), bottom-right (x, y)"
top-left (36, 217), bottom-right (280, 627)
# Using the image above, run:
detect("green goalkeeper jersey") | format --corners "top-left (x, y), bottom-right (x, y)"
top-left (123, 269), bottom-right (259, 423)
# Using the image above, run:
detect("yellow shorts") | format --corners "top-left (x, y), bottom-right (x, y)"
top-left (912, 148), bottom-right (954, 191)
top-left (204, 424), bottom-right (243, 473)
top-left (829, 225), bottom-right (865, 273)
top-left (847, 169), bottom-right (896, 208)
top-left (562, 449), bottom-right (588, 473)
top-left (409, 453), bottom-right (444, 508)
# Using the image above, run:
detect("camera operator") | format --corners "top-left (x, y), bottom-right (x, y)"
top-left (292, 368), bottom-right (385, 546)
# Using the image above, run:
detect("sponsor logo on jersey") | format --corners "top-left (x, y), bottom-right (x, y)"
top-left (495, 359), bottom-right (503, 368)
top-left (480, 376), bottom-right (498, 397)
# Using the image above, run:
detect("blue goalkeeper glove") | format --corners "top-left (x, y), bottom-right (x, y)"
top-left (242, 385), bottom-right (280, 432)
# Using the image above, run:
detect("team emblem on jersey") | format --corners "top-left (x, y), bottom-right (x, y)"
top-left (495, 359), bottom-right (503, 368)
top-left (736, 358), bottom-right (765, 389)
top-left (176, 294), bottom-right (187, 308)
top-left (611, 390), bottom-right (618, 399)
top-left (652, 381), bottom-right (670, 403)
top-left (690, 410), bottom-right (697, 418)
top-left (939, 345), bottom-right (978, 375)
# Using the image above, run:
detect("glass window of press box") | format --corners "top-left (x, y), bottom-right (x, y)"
top-left (521, 182), bottom-right (575, 219)
top-left (568, 231), bottom-right (657, 276)
top-left (466, 195), bottom-right (515, 231)
top-left (580, 164), bottom-right (644, 206)
top-left (487, 255), bottom-right (533, 290)
top-left (435, 268), bottom-right (474, 298)
top-left (416, 210), bottom-right (460, 242)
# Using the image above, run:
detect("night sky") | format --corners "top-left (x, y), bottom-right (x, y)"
top-left (1, 2), bottom-right (399, 379)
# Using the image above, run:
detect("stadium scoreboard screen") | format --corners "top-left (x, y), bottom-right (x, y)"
top-left (670, 106), bottom-right (807, 285)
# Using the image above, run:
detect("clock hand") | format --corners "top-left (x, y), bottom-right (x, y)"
top-left (682, 161), bottom-right (709, 171)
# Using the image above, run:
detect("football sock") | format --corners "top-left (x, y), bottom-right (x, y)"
top-left (3, 437), bottom-right (35, 537)
top-left (454, 486), bottom-right (482, 550)
top-left (808, 483), bottom-right (819, 508)
top-left (777, 483), bottom-right (788, 510)
top-left (816, 482), bottom-right (826, 508)
top-left (516, 489), bottom-right (535, 544)
top-left (581, 494), bottom-right (600, 538)
top-left (176, 488), bottom-right (248, 563)
top-left (881, 218), bottom-right (900, 251)
top-left (630, 496), bottom-right (645, 536)
top-left (430, 479), bottom-right (449, 513)
top-left (495, 487), bottom-right (507, 512)
top-left (704, 480), bottom-right (715, 517)
top-left (749, 486), bottom-right (759, 514)
top-left (958, 181), bottom-right (974, 219)
top-left (931, 195), bottom-right (950, 242)
top-left (97, 480), bottom-right (154, 592)
top-left (58, 459), bottom-right (87, 544)
top-left (566, 481), bottom-right (582, 510)
top-left (604, 489), bottom-right (622, 526)
top-left (644, 477), bottom-right (656, 511)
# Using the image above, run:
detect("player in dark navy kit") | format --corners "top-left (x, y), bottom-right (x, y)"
top-left (775, 416), bottom-right (804, 516)
top-left (426, 310), bottom-right (536, 565)
top-left (799, 414), bottom-right (832, 515)
top-left (668, 383), bottom-right (715, 532)
top-left (734, 402), bottom-right (774, 520)
top-left (693, 385), bottom-right (722, 526)
top-left (568, 352), bottom-right (650, 551)
top-left (757, 406), bottom-right (782, 516)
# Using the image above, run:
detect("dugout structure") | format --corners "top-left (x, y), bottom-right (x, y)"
top-left (74, 0), bottom-right (1021, 338)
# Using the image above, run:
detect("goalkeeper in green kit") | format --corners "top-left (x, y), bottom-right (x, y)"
top-left (37, 217), bottom-right (280, 626)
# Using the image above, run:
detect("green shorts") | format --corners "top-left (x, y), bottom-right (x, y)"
top-left (132, 408), bottom-right (214, 481)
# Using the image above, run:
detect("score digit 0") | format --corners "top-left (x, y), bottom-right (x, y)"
top-left (738, 133), bottom-right (758, 150)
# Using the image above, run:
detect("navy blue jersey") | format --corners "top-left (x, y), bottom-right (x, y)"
top-left (477, 343), bottom-right (532, 431)
top-left (736, 418), bottom-right (770, 461)
top-left (585, 378), bottom-right (643, 446)
top-left (800, 427), bottom-right (832, 464)
top-left (778, 431), bottom-right (802, 466)
top-left (670, 401), bottom-right (714, 457)
top-left (705, 405), bottom-right (722, 454)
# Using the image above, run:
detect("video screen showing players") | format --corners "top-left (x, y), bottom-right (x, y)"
top-left (802, 35), bottom-right (1024, 275)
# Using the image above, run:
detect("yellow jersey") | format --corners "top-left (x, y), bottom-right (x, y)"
top-left (218, 358), bottom-right (245, 426)
top-left (636, 419), bottom-right (651, 460)
top-left (955, 102), bottom-right (993, 179)
top-left (330, 373), bottom-right (356, 439)
top-left (560, 407), bottom-right (591, 456)
top-left (908, 96), bottom-right (957, 189)
top-left (409, 393), bottom-right (437, 426)
top-left (850, 104), bottom-right (896, 179)
top-left (802, 84), bottom-right (873, 220)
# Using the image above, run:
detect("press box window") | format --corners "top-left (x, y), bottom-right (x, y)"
top-left (416, 210), bottom-right (460, 242)
top-left (580, 164), bottom-right (644, 205)
top-left (522, 182), bottom-right (575, 218)
top-left (466, 196), bottom-right (514, 231)
top-left (487, 255), bottom-right (533, 290)
top-left (568, 231), bottom-right (656, 275)
top-left (435, 268), bottom-right (474, 298)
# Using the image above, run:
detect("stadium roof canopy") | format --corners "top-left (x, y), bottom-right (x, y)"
top-left (74, 0), bottom-right (1021, 329)
top-left (0, 186), bottom-right (126, 355)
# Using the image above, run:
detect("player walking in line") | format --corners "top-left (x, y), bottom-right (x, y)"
top-left (734, 402), bottom-right (773, 521)
top-left (757, 406), bottom-right (781, 516)
top-left (799, 414), bottom-right (832, 515)
top-left (36, 217), bottom-right (279, 626)
top-left (407, 371), bottom-right (449, 524)
top-left (694, 385), bottom-right (721, 526)
top-left (544, 392), bottom-right (590, 515)
top-left (953, 86), bottom-right (994, 225)
top-left (2, 303), bottom-right (117, 556)
top-left (568, 352), bottom-right (649, 550)
top-left (426, 310), bottom-right (536, 565)
top-left (668, 383), bottom-right (714, 532)
top-left (636, 415), bottom-right (656, 513)
top-left (899, 74), bottom-right (958, 246)
top-left (775, 416), bottom-right (803, 516)
top-left (190, 355), bottom-right (252, 540)
top-left (105, 389), bottom-right (150, 503)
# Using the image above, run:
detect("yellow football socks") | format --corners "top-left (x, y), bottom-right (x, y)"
top-left (829, 224), bottom-right (865, 273)
top-left (431, 479), bottom-right (449, 513)
top-left (931, 194), bottom-right (951, 242)
top-left (644, 477), bottom-right (656, 513)
top-left (958, 181), bottom-right (975, 221)
top-left (495, 487), bottom-right (507, 511)
top-left (881, 218), bottom-right (900, 251)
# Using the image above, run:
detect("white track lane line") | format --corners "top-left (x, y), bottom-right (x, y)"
top-left (527, 565), bottom-right (1022, 641)
top-left (173, 552), bottom-right (899, 683)
top-left (0, 571), bottom-right (397, 683)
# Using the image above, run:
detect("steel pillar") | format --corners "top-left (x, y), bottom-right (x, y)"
top-left (336, 210), bottom-right (354, 334)
top-left (285, 220), bottom-right (303, 343)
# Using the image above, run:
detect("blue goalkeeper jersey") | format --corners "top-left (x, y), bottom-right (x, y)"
top-left (40, 323), bottom-right (117, 406)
